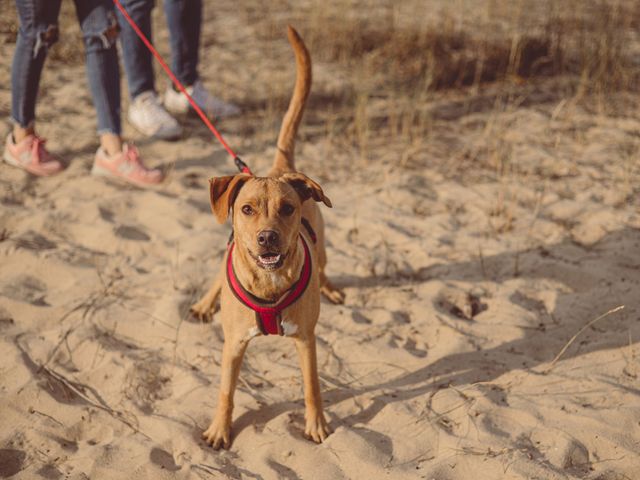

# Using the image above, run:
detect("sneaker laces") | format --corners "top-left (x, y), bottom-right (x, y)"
top-left (30, 136), bottom-right (47, 163)
top-left (123, 144), bottom-right (161, 178)
top-left (124, 144), bottom-right (144, 169)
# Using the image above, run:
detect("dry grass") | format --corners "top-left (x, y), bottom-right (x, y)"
top-left (302, 9), bottom-right (553, 91)
top-left (296, 0), bottom-right (639, 94)
top-left (279, 0), bottom-right (640, 182)
top-left (288, 1), bottom-right (640, 219)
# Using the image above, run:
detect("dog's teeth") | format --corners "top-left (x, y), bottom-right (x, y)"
top-left (259, 254), bottom-right (281, 265)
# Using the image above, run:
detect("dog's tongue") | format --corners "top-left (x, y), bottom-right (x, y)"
top-left (259, 253), bottom-right (281, 265)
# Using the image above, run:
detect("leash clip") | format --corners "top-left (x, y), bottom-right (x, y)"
top-left (234, 156), bottom-right (252, 175)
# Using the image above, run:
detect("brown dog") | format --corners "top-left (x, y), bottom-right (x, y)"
top-left (191, 26), bottom-right (344, 449)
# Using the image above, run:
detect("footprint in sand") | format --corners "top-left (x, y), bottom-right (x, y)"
top-left (0, 448), bottom-right (27, 478)
top-left (402, 338), bottom-right (428, 358)
top-left (325, 426), bottom-right (394, 467)
top-left (351, 310), bottom-right (372, 324)
top-left (98, 206), bottom-right (115, 223)
top-left (149, 448), bottom-right (180, 472)
top-left (36, 463), bottom-right (64, 480)
top-left (435, 286), bottom-right (487, 320)
top-left (267, 460), bottom-right (300, 480)
top-left (531, 430), bottom-right (590, 473)
top-left (98, 200), bottom-right (149, 240)
top-left (124, 360), bottom-right (172, 414)
top-left (0, 306), bottom-right (14, 330)
top-left (510, 290), bottom-right (547, 315)
top-left (15, 230), bottom-right (57, 251)
top-left (114, 225), bottom-right (150, 242)
top-left (1, 275), bottom-right (49, 306)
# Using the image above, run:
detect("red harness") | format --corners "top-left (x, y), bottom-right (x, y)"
top-left (226, 234), bottom-right (312, 335)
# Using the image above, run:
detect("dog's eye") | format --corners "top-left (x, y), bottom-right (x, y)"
top-left (241, 205), bottom-right (254, 215)
top-left (280, 203), bottom-right (295, 216)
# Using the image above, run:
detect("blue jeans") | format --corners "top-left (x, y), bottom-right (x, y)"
top-left (117, 0), bottom-right (202, 99)
top-left (11, 0), bottom-right (122, 135)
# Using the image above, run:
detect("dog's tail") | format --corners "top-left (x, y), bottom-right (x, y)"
top-left (270, 26), bottom-right (311, 176)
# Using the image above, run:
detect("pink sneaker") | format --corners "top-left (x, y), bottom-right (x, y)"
top-left (91, 143), bottom-right (164, 187)
top-left (3, 133), bottom-right (64, 176)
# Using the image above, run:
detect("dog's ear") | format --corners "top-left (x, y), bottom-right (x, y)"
top-left (209, 174), bottom-right (251, 223)
top-left (281, 172), bottom-right (332, 208)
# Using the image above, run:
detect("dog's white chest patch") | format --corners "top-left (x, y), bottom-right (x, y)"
top-left (267, 272), bottom-right (288, 292)
top-left (281, 320), bottom-right (298, 336)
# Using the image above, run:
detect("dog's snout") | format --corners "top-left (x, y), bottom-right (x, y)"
top-left (257, 230), bottom-right (279, 248)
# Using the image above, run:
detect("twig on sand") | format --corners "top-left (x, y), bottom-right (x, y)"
top-left (28, 407), bottom-right (64, 427)
top-left (16, 336), bottom-right (150, 439)
top-left (541, 305), bottom-right (625, 374)
top-left (46, 365), bottom-right (150, 439)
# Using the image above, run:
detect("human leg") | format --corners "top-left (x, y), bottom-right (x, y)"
top-left (74, 0), bottom-right (122, 142)
top-left (75, 0), bottom-right (164, 186)
top-left (117, 0), bottom-right (181, 139)
top-left (11, 0), bottom-right (62, 134)
top-left (163, 0), bottom-right (201, 87)
top-left (4, 0), bottom-right (64, 175)
top-left (162, 0), bottom-right (239, 118)
top-left (116, 0), bottom-right (155, 99)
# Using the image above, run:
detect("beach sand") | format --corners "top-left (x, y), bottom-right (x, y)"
top-left (1, 0), bottom-right (639, 478)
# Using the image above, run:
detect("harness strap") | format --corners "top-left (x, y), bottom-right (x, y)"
top-left (301, 217), bottom-right (317, 244)
top-left (226, 234), bottom-right (312, 335)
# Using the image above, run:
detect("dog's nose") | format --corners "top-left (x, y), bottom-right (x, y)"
top-left (257, 230), bottom-right (279, 248)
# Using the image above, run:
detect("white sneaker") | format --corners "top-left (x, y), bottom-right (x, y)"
top-left (164, 80), bottom-right (241, 119)
top-left (128, 91), bottom-right (182, 140)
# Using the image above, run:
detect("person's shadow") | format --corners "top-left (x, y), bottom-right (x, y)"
top-left (231, 226), bottom-right (640, 437)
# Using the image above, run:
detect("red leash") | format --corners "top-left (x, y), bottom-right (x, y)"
top-left (112, 0), bottom-right (252, 175)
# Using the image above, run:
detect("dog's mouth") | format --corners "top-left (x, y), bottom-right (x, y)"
top-left (255, 251), bottom-right (285, 271)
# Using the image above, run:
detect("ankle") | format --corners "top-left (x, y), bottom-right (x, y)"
top-left (14, 125), bottom-right (35, 143)
top-left (173, 82), bottom-right (195, 92)
top-left (100, 133), bottom-right (123, 156)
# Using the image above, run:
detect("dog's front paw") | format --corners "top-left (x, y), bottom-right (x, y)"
top-left (305, 413), bottom-right (332, 443)
top-left (202, 419), bottom-right (231, 450)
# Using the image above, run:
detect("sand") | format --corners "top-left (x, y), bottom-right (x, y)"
top-left (1, 0), bottom-right (639, 479)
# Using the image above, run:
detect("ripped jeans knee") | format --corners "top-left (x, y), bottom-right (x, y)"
top-left (31, 24), bottom-right (59, 58)
top-left (83, 13), bottom-right (120, 52)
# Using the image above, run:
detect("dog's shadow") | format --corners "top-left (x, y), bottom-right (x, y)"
top-left (230, 226), bottom-right (640, 439)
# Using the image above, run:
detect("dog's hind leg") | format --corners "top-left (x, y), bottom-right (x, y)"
top-left (294, 334), bottom-right (332, 443)
top-left (320, 271), bottom-right (345, 305)
top-left (203, 334), bottom-right (249, 449)
top-left (317, 243), bottom-right (345, 304)
top-left (191, 269), bottom-right (223, 321)
top-left (312, 215), bottom-right (345, 304)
